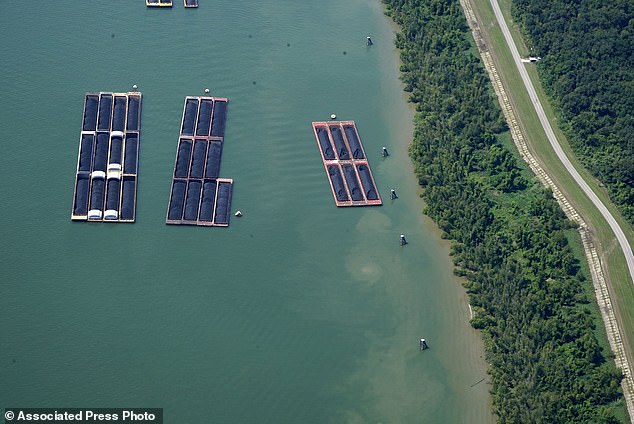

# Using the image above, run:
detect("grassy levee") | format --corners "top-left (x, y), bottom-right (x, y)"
top-left (469, 0), bottom-right (634, 381)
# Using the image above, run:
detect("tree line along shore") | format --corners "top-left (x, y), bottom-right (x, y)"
top-left (383, 0), bottom-right (626, 421)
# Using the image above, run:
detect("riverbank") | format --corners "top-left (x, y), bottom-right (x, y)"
top-left (384, 0), bottom-right (626, 421)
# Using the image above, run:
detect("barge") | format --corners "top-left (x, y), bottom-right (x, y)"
top-left (146, 0), bottom-right (173, 7)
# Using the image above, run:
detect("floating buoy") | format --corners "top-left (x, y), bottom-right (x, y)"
top-left (204, 88), bottom-right (210, 94)
top-left (400, 234), bottom-right (407, 246)
top-left (367, 36), bottom-right (373, 46)
top-left (382, 146), bottom-right (389, 157)
top-left (132, 84), bottom-right (138, 90)
top-left (420, 338), bottom-right (429, 350)
top-left (330, 114), bottom-right (337, 120)
top-left (390, 189), bottom-right (398, 200)
top-left (234, 210), bottom-right (243, 217)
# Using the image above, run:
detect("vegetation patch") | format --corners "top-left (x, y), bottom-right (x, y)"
top-left (511, 0), bottom-right (634, 225)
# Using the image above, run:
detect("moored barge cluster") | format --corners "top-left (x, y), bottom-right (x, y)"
top-left (311, 121), bottom-right (382, 207)
top-left (71, 92), bottom-right (142, 222)
top-left (166, 96), bottom-right (233, 227)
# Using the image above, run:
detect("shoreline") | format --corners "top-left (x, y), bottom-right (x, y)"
top-left (373, 4), bottom-right (494, 420)
top-left (382, 0), bottom-right (627, 420)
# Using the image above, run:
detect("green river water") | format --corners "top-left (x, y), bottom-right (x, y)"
top-left (0, 1), bottom-right (492, 422)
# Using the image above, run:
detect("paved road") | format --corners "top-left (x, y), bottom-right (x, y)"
top-left (489, 0), bottom-right (634, 286)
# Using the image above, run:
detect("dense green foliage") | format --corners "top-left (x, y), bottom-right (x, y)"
top-left (383, 0), bottom-right (624, 421)
top-left (511, 0), bottom-right (634, 224)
